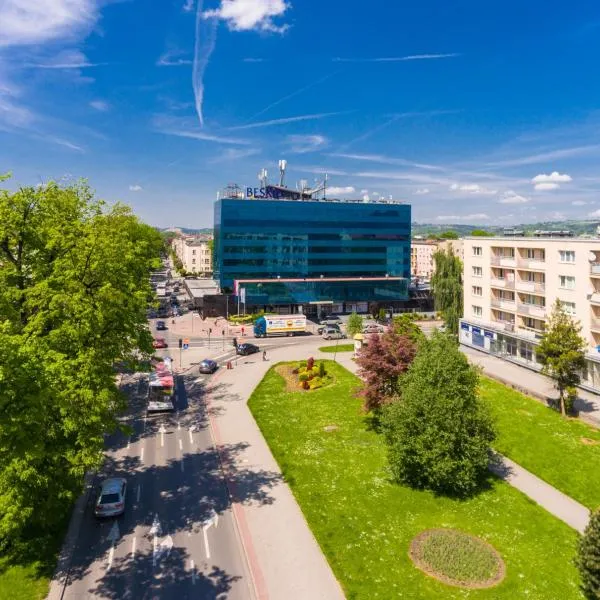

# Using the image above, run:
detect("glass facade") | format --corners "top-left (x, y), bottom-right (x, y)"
top-left (214, 198), bottom-right (411, 304)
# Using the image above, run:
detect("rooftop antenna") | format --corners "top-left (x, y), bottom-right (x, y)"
top-left (278, 159), bottom-right (287, 187)
top-left (258, 168), bottom-right (268, 188)
top-left (324, 172), bottom-right (328, 201)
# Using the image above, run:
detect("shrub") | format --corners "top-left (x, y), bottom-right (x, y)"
top-left (309, 377), bottom-right (323, 390)
top-left (307, 370), bottom-right (315, 380)
top-left (318, 362), bottom-right (326, 378)
top-left (577, 508), bottom-right (600, 599)
top-left (565, 386), bottom-right (578, 415)
top-left (298, 373), bottom-right (309, 382)
top-left (307, 357), bottom-right (315, 370)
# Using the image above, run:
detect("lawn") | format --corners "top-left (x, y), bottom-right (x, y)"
top-left (0, 559), bottom-right (52, 600)
top-left (318, 344), bottom-right (355, 353)
top-left (481, 376), bottom-right (600, 510)
top-left (249, 361), bottom-right (583, 600)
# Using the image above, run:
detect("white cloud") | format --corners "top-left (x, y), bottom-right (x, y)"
top-left (589, 210), bottom-right (600, 218)
top-left (203, 0), bottom-right (290, 33)
top-left (360, 189), bottom-right (369, 194)
top-left (286, 134), bottom-right (328, 153)
top-left (414, 188), bottom-right (430, 195)
top-left (89, 100), bottom-right (109, 112)
top-left (27, 49), bottom-right (98, 69)
top-left (333, 53), bottom-right (460, 63)
top-left (158, 127), bottom-right (251, 146)
top-left (531, 171), bottom-right (572, 184)
top-left (436, 213), bottom-right (490, 221)
top-left (157, 50), bottom-right (193, 67)
top-left (499, 191), bottom-right (529, 204)
top-left (450, 183), bottom-right (497, 195)
top-left (327, 186), bottom-right (356, 196)
top-left (129, 185), bottom-right (143, 192)
top-left (229, 111), bottom-right (346, 131)
top-left (534, 182), bottom-right (560, 191)
top-left (0, 0), bottom-right (97, 48)
top-left (572, 200), bottom-right (587, 206)
top-left (210, 147), bottom-right (261, 163)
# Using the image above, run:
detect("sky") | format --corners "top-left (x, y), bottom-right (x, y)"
top-left (1, 1), bottom-right (600, 228)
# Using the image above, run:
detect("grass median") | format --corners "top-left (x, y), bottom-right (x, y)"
top-left (481, 376), bottom-right (600, 509)
top-left (248, 361), bottom-right (582, 600)
top-left (318, 344), bottom-right (355, 353)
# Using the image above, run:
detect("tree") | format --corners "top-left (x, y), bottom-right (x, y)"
top-left (536, 299), bottom-right (586, 416)
top-left (0, 179), bottom-right (162, 547)
top-left (439, 230), bottom-right (459, 239)
top-left (392, 314), bottom-right (426, 345)
top-left (577, 508), bottom-right (600, 599)
top-left (356, 330), bottom-right (417, 413)
top-left (430, 247), bottom-right (463, 335)
top-left (346, 312), bottom-right (363, 337)
top-left (382, 333), bottom-right (496, 497)
top-left (470, 229), bottom-right (493, 237)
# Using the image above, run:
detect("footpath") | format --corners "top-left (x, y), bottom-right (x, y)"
top-left (332, 345), bottom-right (591, 534)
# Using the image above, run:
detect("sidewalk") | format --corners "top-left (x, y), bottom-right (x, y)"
top-left (461, 345), bottom-right (600, 427)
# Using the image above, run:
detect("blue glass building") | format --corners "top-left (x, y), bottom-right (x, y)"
top-left (213, 195), bottom-right (411, 313)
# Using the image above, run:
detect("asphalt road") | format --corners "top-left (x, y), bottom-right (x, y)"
top-left (60, 369), bottom-right (256, 599)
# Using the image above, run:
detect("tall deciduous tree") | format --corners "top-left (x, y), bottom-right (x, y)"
top-left (382, 333), bottom-right (496, 497)
top-left (392, 314), bottom-right (426, 345)
top-left (0, 179), bottom-right (162, 547)
top-left (536, 299), bottom-right (586, 416)
top-left (356, 329), bottom-right (417, 413)
top-left (346, 312), bottom-right (363, 338)
top-left (577, 507), bottom-right (600, 599)
top-left (430, 247), bottom-right (463, 335)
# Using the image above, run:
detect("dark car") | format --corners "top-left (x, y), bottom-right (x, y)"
top-left (236, 343), bottom-right (259, 356)
top-left (156, 320), bottom-right (167, 331)
top-left (198, 359), bottom-right (218, 374)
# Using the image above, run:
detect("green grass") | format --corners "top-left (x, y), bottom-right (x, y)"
top-left (249, 362), bottom-right (583, 600)
top-left (0, 559), bottom-right (51, 600)
top-left (318, 344), bottom-right (355, 353)
top-left (415, 529), bottom-right (501, 584)
top-left (481, 377), bottom-right (600, 509)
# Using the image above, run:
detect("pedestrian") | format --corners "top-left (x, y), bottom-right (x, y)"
top-left (262, 350), bottom-right (267, 361)
top-left (241, 326), bottom-right (245, 336)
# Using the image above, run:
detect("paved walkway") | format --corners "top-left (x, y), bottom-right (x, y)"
top-left (461, 345), bottom-right (600, 427)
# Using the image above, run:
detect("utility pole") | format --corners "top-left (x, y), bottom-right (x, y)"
top-left (178, 338), bottom-right (183, 369)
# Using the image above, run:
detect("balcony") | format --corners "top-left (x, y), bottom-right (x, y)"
top-left (490, 256), bottom-right (516, 267)
top-left (490, 278), bottom-right (515, 290)
top-left (515, 280), bottom-right (546, 294)
top-left (591, 263), bottom-right (600, 277)
top-left (490, 298), bottom-right (516, 311)
top-left (589, 293), bottom-right (600, 305)
top-left (591, 317), bottom-right (600, 332)
top-left (517, 303), bottom-right (546, 319)
top-left (517, 259), bottom-right (546, 270)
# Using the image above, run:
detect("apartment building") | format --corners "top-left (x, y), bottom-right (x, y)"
top-left (461, 236), bottom-right (600, 392)
top-left (172, 235), bottom-right (213, 276)
top-left (411, 239), bottom-right (464, 280)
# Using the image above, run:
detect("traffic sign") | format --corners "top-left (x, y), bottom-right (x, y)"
top-left (183, 338), bottom-right (189, 350)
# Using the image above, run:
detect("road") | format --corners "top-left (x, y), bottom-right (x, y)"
top-left (60, 366), bottom-right (257, 599)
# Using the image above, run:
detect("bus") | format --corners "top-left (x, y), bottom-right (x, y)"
top-left (147, 358), bottom-right (175, 413)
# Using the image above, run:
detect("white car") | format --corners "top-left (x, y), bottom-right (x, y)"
top-left (323, 327), bottom-right (346, 340)
top-left (363, 324), bottom-right (384, 334)
top-left (94, 478), bottom-right (127, 518)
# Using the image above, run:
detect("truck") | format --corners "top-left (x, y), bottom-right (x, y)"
top-left (253, 314), bottom-right (307, 338)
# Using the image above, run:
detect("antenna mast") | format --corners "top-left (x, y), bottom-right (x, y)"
top-left (278, 159), bottom-right (287, 187)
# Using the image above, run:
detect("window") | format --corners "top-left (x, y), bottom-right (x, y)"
top-left (192, 258), bottom-right (196, 264)
top-left (192, 249), bottom-right (196, 255)
top-left (559, 275), bottom-right (576, 290)
top-left (472, 285), bottom-right (483, 296)
top-left (561, 301), bottom-right (576, 316)
top-left (472, 305), bottom-right (483, 317)
top-left (526, 248), bottom-right (535, 259)
top-left (205, 259), bottom-right (210, 264)
top-left (472, 266), bottom-right (482, 277)
top-left (521, 294), bottom-right (545, 307)
top-left (473, 246), bottom-right (482, 256)
top-left (559, 250), bottom-right (575, 263)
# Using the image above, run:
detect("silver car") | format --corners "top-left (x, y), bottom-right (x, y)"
top-left (323, 327), bottom-right (346, 340)
top-left (94, 478), bottom-right (127, 518)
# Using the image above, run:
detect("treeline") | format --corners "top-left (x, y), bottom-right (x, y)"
top-left (0, 177), bottom-right (163, 550)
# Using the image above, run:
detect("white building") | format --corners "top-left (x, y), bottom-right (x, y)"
top-left (461, 235), bottom-right (600, 393)
top-left (172, 235), bottom-right (213, 276)
top-left (411, 239), bottom-right (464, 280)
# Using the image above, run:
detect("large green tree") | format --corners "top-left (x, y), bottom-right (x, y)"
top-left (577, 508), bottom-right (600, 599)
top-left (430, 247), bottom-right (463, 335)
top-left (382, 333), bottom-right (496, 497)
top-left (0, 179), bottom-right (162, 547)
top-left (536, 299), bottom-right (586, 416)
top-left (346, 312), bottom-right (363, 337)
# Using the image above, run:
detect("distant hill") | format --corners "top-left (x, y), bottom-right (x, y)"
top-left (160, 227), bottom-right (213, 235)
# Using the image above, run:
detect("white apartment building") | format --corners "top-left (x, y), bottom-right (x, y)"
top-left (461, 236), bottom-right (600, 393)
top-left (172, 235), bottom-right (213, 276)
top-left (411, 239), bottom-right (464, 280)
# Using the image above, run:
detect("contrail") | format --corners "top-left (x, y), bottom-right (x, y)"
top-left (193, 0), bottom-right (218, 127)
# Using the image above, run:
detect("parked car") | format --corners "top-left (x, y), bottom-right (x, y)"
top-left (319, 316), bottom-right (343, 326)
top-left (236, 343), bottom-right (260, 356)
top-left (317, 322), bottom-right (341, 335)
top-left (152, 337), bottom-right (168, 349)
top-left (322, 327), bottom-right (346, 340)
top-left (199, 359), bottom-right (218, 374)
top-left (94, 478), bottom-right (127, 518)
top-left (156, 320), bottom-right (167, 331)
top-left (363, 324), bottom-right (384, 334)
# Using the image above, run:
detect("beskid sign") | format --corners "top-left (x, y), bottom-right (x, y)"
top-left (245, 185), bottom-right (303, 200)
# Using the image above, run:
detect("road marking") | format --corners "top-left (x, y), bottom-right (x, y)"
top-left (191, 559), bottom-right (196, 585)
top-left (159, 424), bottom-right (166, 447)
top-left (177, 420), bottom-right (181, 431)
top-left (201, 510), bottom-right (218, 560)
top-left (106, 521), bottom-right (120, 572)
top-left (150, 514), bottom-right (161, 568)
top-left (178, 438), bottom-right (183, 451)
top-left (140, 447), bottom-right (145, 463)
top-left (107, 544), bottom-right (115, 572)
top-left (131, 536), bottom-right (136, 558)
top-left (126, 436), bottom-right (131, 450)
top-left (202, 526), bottom-right (211, 559)
top-left (136, 484), bottom-right (141, 503)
